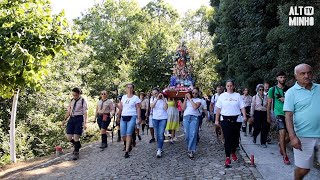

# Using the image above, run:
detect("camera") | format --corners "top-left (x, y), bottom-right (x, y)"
top-left (276, 94), bottom-right (283, 99)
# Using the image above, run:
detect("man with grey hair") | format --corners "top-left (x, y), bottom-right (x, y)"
top-left (284, 63), bottom-right (320, 180)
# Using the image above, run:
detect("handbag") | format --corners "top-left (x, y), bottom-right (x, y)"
top-left (122, 116), bottom-right (132, 122)
top-left (102, 113), bottom-right (110, 121)
top-left (222, 115), bottom-right (239, 122)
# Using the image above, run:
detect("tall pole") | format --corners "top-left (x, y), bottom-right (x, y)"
top-left (10, 89), bottom-right (19, 163)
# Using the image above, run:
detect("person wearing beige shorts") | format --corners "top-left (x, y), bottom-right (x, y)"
top-left (284, 64), bottom-right (320, 180)
top-left (293, 138), bottom-right (320, 169)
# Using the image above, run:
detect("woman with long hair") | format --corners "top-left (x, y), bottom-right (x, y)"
top-left (182, 87), bottom-right (201, 159)
top-left (150, 88), bottom-right (168, 158)
top-left (117, 83), bottom-right (141, 158)
top-left (215, 80), bottom-right (247, 167)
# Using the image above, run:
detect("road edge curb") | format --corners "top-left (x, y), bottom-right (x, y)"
top-left (239, 143), bottom-right (264, 180)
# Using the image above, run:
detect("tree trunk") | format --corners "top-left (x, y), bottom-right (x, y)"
top-left (10, 89), bottom-right (19, 163)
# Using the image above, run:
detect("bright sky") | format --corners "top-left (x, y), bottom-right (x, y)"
top-left (51, 0), bottom-right (210, 20)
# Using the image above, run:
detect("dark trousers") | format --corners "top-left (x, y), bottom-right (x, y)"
top-left (253, 110), bottom-right (268, 144)
top-left (242, 106), bottom-right (253, 133)
top-left (221, 120), bottom-right (241, 157)
top-left (198, 112), bottom-right (205, 128)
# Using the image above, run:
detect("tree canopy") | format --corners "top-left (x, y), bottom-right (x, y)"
top-left (0, 0), bottom-right (82, 98)
top-left (1, 0), bottom-right (319, 166)
top-left (209, 0), bottom-right (320, 92)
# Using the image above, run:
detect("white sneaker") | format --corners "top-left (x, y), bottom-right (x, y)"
top-left (156, 149), bottom-right (162, 158)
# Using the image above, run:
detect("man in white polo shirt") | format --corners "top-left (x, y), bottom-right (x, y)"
top-left (284, 64), bottom-right (320, 180)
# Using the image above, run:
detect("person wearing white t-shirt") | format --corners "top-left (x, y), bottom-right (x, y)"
top-left (198, 97), bottom-right (208, 131)
top-left (117, 83), bottom-right (141, 158)
top-left (150, 88), bottom-right (168, 158)
top-left (148, 90), bottom-right (158, 143)
top-left (210, 86), bottom-right (223, 140)
top-left (215, 80), bottom-right (247, 167)
top-left (182, 87), bottom-right (202, 159)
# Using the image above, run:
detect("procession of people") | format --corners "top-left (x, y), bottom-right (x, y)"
top-left (62, 63), bottom-right (320, 179)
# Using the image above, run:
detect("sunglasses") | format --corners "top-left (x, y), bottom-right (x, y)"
top-left (192, 92), bottom-right (198, 95)
top-left (258, 89), bottom-right (264, 91)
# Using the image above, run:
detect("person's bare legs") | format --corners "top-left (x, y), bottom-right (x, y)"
top-left (279, 130), bottom-right (286, 154)
top-left (172, 130), bottom-right (175, 139)
top-left (294, 167), bottom-right (310, 180)
top-left (136, 127), bottom-right (141, 140)
top-left (150, 128), bottom-right (155, 139)
top-left (66, 134), bottom-right (73, 141)
top-left (279, 129), bottom-right (290, 164)
top-left (280, 130), bottom-right (287, 151)
top-left (125, 136), bottom-right (132, 152)
top-left (66, 134), bottom-right (80, 142)
top-left (122, 136), bottom-right (132, 152)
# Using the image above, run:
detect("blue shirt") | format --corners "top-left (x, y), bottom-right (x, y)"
top-left (283, 82), bottom-right (320, 138)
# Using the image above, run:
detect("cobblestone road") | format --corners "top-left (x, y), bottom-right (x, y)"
top-left (6, 125), bottom-right (256, 180)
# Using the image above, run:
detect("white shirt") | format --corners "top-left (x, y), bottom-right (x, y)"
top-left (198, 99), bottom-right (207, 113)
top-left (216, 92), bottom-right (245, 118)
top-left (184, 98), bottom-right (202, 116)
top-left (210, 93), bottom-right (220, 113)
top-left (150, 98), bottom-right (168, 120)
top-left (121, 95), bottom-right (141, 116)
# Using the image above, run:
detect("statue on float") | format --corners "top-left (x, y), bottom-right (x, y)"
top-left (164, 41), bottom-right (194, 99)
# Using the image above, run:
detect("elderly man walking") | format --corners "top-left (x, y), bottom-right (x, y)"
top-left (284, 63), bottom-right (320, 180)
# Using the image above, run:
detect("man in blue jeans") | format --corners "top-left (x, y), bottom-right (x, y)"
top-left (284, 64), bottom-right (320, 180)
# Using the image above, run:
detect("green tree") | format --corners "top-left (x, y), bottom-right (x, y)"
top-left (182, 6), bottom-right (219, 94)
top-left (266, 1), bottom-right (320, 83)
top-left (209, 0), bottom-right (320, 93)
top-left (75, 0), bottom-right (145, 95)
top-left (130, 0), bottom-right (183, 91)
top-left (0, 44), bottom-right (98, 164)
top-left (0, 0), bottom-right (80, 98)
top-left (0, 0), bottom-right (81, 163)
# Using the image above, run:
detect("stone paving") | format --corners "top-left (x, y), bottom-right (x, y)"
top-left (5, 125), bottom-right (256, 180)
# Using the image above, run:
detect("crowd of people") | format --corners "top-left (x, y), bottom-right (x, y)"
top-left (62, 63), bottom-right (319, 180)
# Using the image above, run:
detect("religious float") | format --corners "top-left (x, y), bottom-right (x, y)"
top-left (163, 41), bottom-right (194, 99)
